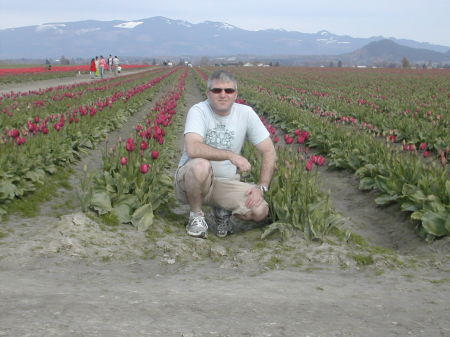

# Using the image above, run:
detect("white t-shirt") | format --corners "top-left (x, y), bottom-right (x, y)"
top-left (178, 100), bottom-right (270, 179)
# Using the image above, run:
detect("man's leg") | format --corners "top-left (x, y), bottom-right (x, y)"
top-left (210, 180), bottom-right (270, 236)
top-left (235, 203), bottom-right (269, 222)
top-left (183, 158), bottom-right (213, 212)
top-left (175, 159), bottom-right (213, 238)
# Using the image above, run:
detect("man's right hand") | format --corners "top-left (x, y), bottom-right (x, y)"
top-left (230, 153), bottom-right (251, 172)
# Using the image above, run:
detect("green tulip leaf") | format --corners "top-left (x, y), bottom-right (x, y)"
top-left (421, 211), bottom-right (449, 237)
top-left (131, 203), bottom-right (154, 232)
top-left (90, 191), bottom-right (112, 215)
top-left (375, 194), bottom-right (399, 205)
top-left (112, 204), bottom-right (132, 224)
top-left (0, 181), bottom-right (17, 199)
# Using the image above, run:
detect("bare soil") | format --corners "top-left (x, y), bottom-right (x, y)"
top-left (0, 71), bottom-right (449, 337)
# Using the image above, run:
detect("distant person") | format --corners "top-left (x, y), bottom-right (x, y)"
top-left (108, 54), bottom-right (113, 73)
top-left (99, 56), bottom-right (107, 78)
top-left (174, 70), bottom-right (276, 238)
top-left (89, 58), bottom-right (96, 79)
top-left (94, 56), bottom-right (100, 77)
top-left (113, 56), bottom-right (120, 76)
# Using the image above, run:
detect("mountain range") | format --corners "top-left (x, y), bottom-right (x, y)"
top-left (1, 16), bottom-right (449, 65)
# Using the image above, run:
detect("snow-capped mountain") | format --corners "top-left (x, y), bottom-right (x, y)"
top-left (0, 16), bottom-right (448, 59)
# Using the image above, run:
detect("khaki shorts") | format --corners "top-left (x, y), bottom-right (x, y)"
top-left (174, 162), bottom-right (268, 216)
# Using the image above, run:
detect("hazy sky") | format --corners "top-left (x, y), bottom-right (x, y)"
top-left (1, 0), bottom-right (449, 46)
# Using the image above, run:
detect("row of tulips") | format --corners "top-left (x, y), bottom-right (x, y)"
top-left (0, 68), bottom-right (155, 100)
top-left (1, 69), bottom-right (173, 147)
top-left (0, 64), bottom-right (152, 85)
top-left (84, 69), bottom-right (189, 230)
top-left (231, 73), bottom-right (449, 240)
top-left (0, 64), bottom-right (151, 76)
top-left (0, 68), bottom-right (181, 215)
top-left (237, 67), bottom-right (449, 163)
top-left (1, 68), bottom-right (168, 130)
top-left (194, 69), bottom-right (340, 240)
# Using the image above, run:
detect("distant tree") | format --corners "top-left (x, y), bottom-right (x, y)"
top-left (329, 61), bottom-right (335, 67)
top-left (152, 59), bottom-right (157, 66)
top-left (274, 61), bottom-right (280, 67)
top-left (401, 57), bottom-right (410, 68)
top-left (200, 56), bottom-right (210, 66)
top-left (337, 60), bottom-right (343, 68)
top-left (60, 56), bottom-right (70, 65)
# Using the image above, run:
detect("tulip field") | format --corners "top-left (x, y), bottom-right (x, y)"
top-left (194, 67), bottom-right (449, 241)
top-left (1, 65), bottom-right (449, 242)
top-left (0, 64), bottom-right (152, 84)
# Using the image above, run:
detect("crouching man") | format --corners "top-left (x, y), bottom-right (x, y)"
top-left (174, 70), bottom-right (276, 238)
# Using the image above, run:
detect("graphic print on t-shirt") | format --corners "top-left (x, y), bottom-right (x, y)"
top-left (205, 124), bottom-right (234, 150)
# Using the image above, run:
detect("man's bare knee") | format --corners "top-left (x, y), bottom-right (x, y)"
top-left (236, 204), bottom-right (269, 222)
top-left (251, 204), bottom-right (269, 222)
top-left (186, 159), bottom-right (212, 182)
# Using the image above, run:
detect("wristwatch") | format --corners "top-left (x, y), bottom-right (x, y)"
top-left (256, 184), bottom-right (269, 193)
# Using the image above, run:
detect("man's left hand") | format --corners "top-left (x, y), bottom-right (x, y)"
top-left (245, 186), bottom-right (264, 209)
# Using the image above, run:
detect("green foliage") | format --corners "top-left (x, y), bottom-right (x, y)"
top-left (242, 143), bottom-right (342, 241)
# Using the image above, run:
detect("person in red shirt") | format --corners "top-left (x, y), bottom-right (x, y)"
top-left (89, 58), bottom-right (96, 79)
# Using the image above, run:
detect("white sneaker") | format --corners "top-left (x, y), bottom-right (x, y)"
top-left (186, 215), bottom-right (208, 238)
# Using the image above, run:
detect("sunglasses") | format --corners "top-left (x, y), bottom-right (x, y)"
top-left (209, 88), bottom-right (236, 94)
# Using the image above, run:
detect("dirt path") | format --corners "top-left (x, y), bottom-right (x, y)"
top-left (0, 72), bottom-right (449, 337)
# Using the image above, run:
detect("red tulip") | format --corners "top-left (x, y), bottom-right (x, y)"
top-left (140, 163), bottom-right (150, 174)
top-left (419, 143), bottom-right (427, 150)
top-left (272, 135), bottom-right (280, 143)
top-left (120, 157), bottom-right (128, 165)
top-left (140, 141), bottom-right (149, 150)
top-left (423, 151), bottom-right (430, 158)
top-left (313, 155), bottom-right (326, 166)
top-left (305, 160), bottom-right (314, 171)
top-left (15, 137), bottom-right (27, 145)
top-left (125, 138), bottom-right (135, 152)
top-left (284, 135), bottom-right (294, 144)
top-left (151, 151), bottom-right (160, 160)
top-left (8, 129), bottom-right (20, 138)
top-left (297, 135), bottom-right (307, 144)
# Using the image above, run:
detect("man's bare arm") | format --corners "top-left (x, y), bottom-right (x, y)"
top-left (255, 137), bottom-right (277, 187)
top-left (185, 133), bottom-right (251, 172)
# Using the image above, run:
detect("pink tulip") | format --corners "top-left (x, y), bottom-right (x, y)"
top-left (419, 143), bottom-right (427, 150)
top-left (120, 157), bottom-right (128, 165)
top-left (305, 160), bottom-right (314, 171)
